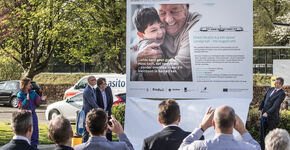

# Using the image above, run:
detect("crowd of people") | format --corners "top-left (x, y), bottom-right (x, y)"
top-left (0, 76), bottom-right (289, 150)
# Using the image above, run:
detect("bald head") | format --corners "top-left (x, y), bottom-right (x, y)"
top-left (214, 105), bottom-right (236, 131)
top-left (48, 116), bottom-right (72, 145)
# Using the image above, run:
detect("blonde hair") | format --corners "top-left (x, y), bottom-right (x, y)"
top-left (20, 77), bottom-right (31, 91)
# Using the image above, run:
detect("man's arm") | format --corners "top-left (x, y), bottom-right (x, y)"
top-left (234, 115), bottom-right (261, 150)
top-left (83, 88), bottom-right (99, 108)
top-left (179, 107), bottom-right (215, 150)
top-left (108, 116), bottom-right (134, 150)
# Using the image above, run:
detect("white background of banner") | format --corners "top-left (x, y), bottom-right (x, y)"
top-left (125, 0), bottom-right (253, 149)
top-left (124, 98), bottom-right (252, 150)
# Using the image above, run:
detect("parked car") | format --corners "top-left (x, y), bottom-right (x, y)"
top-left (0, 80), bottom-right (43, 108)
top-left (46, 92), bottom-right (126, 122)
top-left (45, 93), bottom-right (83, 122)
top-left (63, 74), bottom-right (126, 100)
top-left (113, 93), bottom-right (126, 105)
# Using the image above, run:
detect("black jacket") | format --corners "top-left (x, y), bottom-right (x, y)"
top-left (1, 139), bottom-right (38, 150)
top-left (142, 126), bottom-right (204, 150)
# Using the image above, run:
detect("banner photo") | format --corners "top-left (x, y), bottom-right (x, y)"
top-left (126, 0), bottom-right (253, 99)
top-left (124, 97), bottom-right (252, 150)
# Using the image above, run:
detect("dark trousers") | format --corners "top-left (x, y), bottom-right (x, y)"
top-left (260, 116), bottom-right (278, 150)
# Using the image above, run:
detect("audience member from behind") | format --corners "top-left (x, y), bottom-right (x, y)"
top-left (74, 108), bottom-right (134, 150)
top-left (142, 99), bottom-right (203, 150)
top-left (179, 105), bottom-right (261, 150)
top-left (48, 116), bottom-right (74, 150)
top-left (1, 110), bottom-right (37, 150)
top-left (265, 128), bottom-right (289, 150)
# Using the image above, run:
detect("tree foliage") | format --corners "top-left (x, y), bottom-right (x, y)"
top-left (0, 0), bottom-right (126, 79)
top-left (254, 0), bottom-right (290, 46)
top-left (0, 0), bottom-right (68, 79)
top-left (0, 55), bottom-right (22, 80)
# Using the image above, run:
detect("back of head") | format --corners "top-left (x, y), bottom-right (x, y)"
top-left (48, 115), bottom-right (72, 145)
top-left (265, 128), bottom-right (289, 150)
top-left (133, 7), bottom-right (161, 33)
top-left (214, 105), bottom-right (235, 131)
top-left (11, 110), bottom-right (32, 135)
top-left (158, 99), bottom-right (180, 125)
top-left (86, 108), bottom-right (107, 136)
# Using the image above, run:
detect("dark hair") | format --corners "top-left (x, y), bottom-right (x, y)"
top-left (20, 77), bottom-right (31, 91)
top-left (11, 110), bottom-right (32, 135)
top-left (86, 108), bottom-right (107, 136)
top-left (97, 77), bottom-right (106, 87)
top-left (158, 99), bottom-right (180, 125)
top-left (48, 116), bottom-right (72, 145)
top-left (276, 77), bottom-right (284, 86)
top-left (214, 106), bottom-right (236, 130)
top-left (133, 7), bottom-right (161, 33)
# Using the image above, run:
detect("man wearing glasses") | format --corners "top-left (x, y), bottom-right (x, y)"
top-left (82, 76), bottom-right (98, 143)
top-left (96, 77), bottom-right (114, 141)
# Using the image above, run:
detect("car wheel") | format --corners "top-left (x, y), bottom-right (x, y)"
top-left (49, 109), bottom-right (60, 120)
top-left (10, 97), bottom-right (18, 108)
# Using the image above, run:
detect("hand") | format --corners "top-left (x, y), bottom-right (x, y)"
top-left (199, 107), bottom-right (215, 131)
top-left (41, 95), bottom-right (47, 101)
top-left (258, 110), bottom-right (262, 117)
top-left (262, 112), bottom-right (268, 117)
top-left (234, 115), bottom-right (247, 135)
top-left (137, 43), bottom-right (163, 62)
top-left (26, 93), bottom-right (30, 100)
top-left (108, 115), bottom-right (124, 135)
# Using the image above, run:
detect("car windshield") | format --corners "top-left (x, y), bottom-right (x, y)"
top-left (31, 82), bottom-right (40, 89)
top-left (0, 82), bottom-right (5, 89)
top-left (77, 78), bottom-right (88, 89)
top-left (6, 82), bottom-right (18, 90)
top-left (70, 93), bottom-right (83, 102)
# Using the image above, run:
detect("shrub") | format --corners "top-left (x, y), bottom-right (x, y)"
top-left (112, 104), bottom-right (125, 127)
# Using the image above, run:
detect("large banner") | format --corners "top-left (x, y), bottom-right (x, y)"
top-left (126, 0), bottom-right (253, 99)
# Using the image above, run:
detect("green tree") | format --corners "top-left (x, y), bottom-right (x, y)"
top-left (254, 0), bottom-right (290, 46)
top-left (0, 0), bottom-right (68, 80)
top-left (61, 0), bottom-right (126, 73)
top-left (0, 55), bottom-right (22, 80)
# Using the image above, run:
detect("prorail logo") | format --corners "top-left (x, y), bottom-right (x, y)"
top-left (152, 88), bottom-right (165, 91)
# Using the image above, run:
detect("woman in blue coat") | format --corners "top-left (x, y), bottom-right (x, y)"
top-left (17, 77), bottom-right (46, 148)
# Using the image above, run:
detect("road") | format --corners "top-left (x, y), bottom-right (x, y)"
top-left (0, 105), bottom-right (48, 123)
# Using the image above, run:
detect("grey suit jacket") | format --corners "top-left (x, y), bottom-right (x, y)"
top-left (74, 133), bottom-right (134, 150)
top-left (82, 85), bottom-right (98, 116)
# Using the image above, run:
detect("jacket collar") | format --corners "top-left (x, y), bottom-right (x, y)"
top-left (88, 136), bottom-right (108, 143)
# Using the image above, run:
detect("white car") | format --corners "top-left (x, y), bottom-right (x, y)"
top-left (63, 74), bottom-right (126, 100)
top-left (45, 93), bottom-right (83, 122)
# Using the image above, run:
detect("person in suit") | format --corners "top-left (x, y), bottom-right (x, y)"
top-left (82, 76), bottom-right (98, 143)
top-left (74, 108), bottom-right (134, 150)
top-left (258, 77), bottom-right (286, 150)
top-left (48, 115), bottom-right (74, 150)
top-left (95, 77), bottom-right (113, 141)
top-left (1, 110), bottom-right (37, 150)
top-left (142, 99), bottom-right (203, 150)
top-left (179, 105), bottom-right (261, 150)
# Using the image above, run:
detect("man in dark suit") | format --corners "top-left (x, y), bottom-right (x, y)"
top-left (259, 77), bottom-right (286, 150)
top-left (142, 99), bottom-right (204, 150)
top-left (48, 116), bottom-right (74, 150)
top-left (95, 77), bottom-right (113, 141)
top-left (1, 110), bottom-right (37, 150)
top-left (82, 76), bottom-right (98, 143)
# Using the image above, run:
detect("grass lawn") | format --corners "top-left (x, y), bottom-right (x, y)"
top-left (0, 121), bottom-right (118, 146)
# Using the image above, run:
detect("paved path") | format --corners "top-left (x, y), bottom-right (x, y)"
top-left (0, 105), bottom-right (48, 123)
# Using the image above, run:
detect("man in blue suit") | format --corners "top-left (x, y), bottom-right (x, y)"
top-left (96, 77), bottom-right (114, 141)
top-left (82, 75), bottom-right (98, 143)
top-left (258, 77), bottom-right (286, 150)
